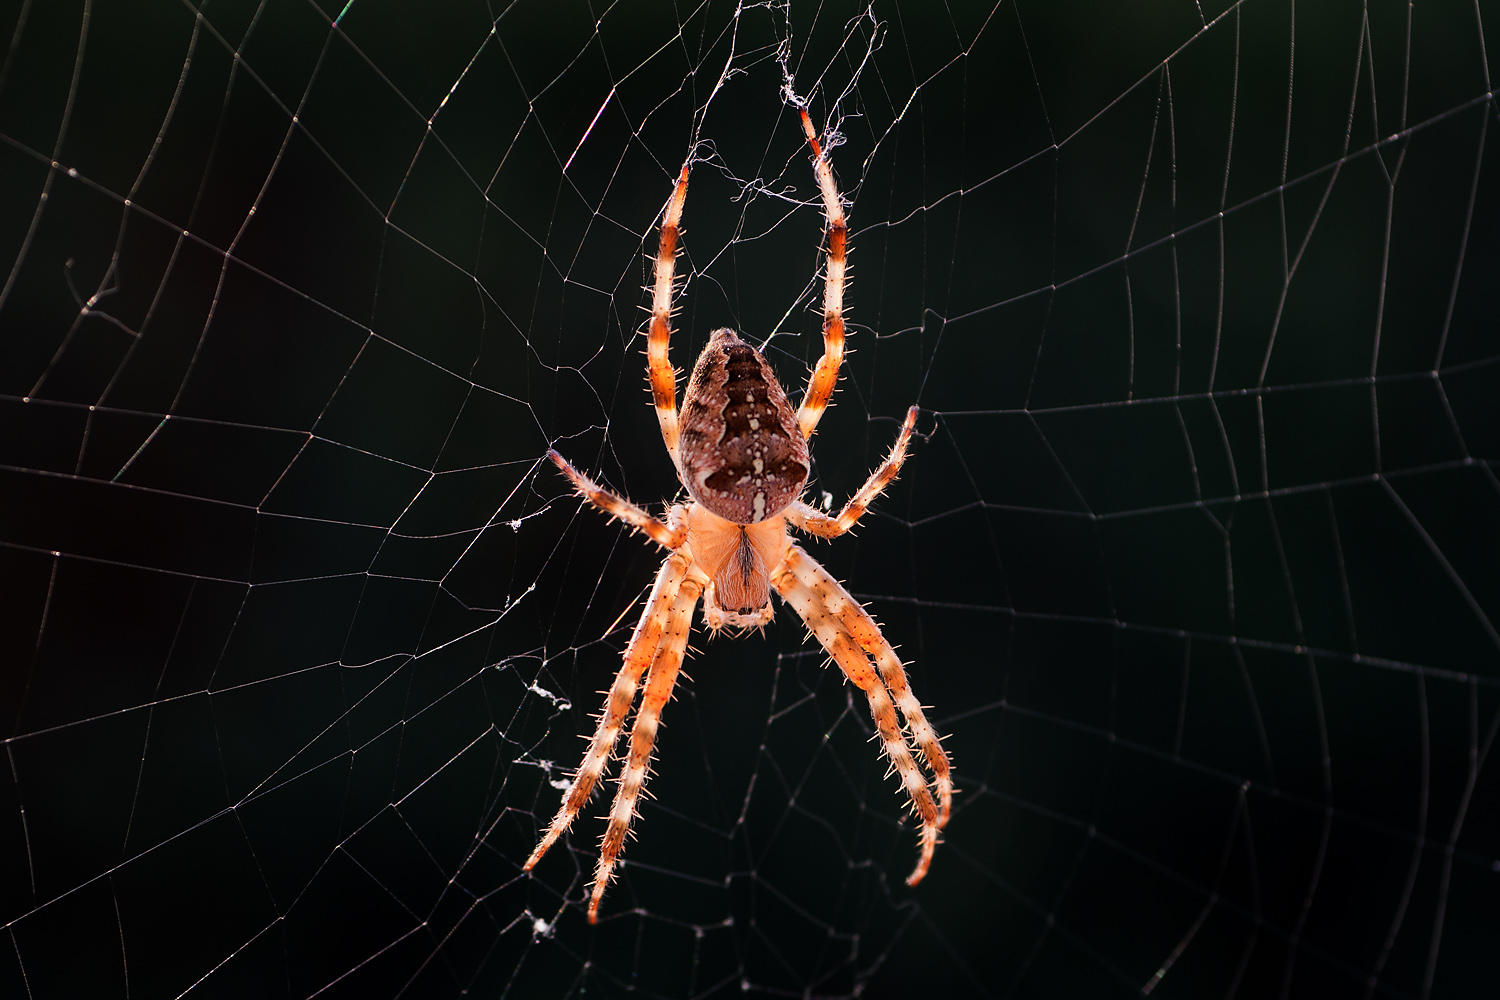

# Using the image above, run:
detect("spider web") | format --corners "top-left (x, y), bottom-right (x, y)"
top-left (1, 0), bottom-right (1497, 997)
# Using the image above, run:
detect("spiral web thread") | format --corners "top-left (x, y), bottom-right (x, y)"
top-left (0, 2), bottom-right (1496, 997)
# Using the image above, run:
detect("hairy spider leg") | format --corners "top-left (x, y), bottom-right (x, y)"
top-left (778, 408), bottom-right (949, 823)
top-left (773, 546), bottom-right (941, 885)
top-left (796, 109), bottom-right (848, 441)
top-left (589, 574), bottom-right (703, 922)
top-left (524, 549), bottom-right (691, 873)
top-left (648, 163), bottom-right (691, 459)
top-left (534, 120), bottom-right (947, 921)
top-left (784, 545), bottom-right (953, 828)
top-left (786, 406), bottom-right (919, 538)
top-left (547, 450), bottom-right (686, 550)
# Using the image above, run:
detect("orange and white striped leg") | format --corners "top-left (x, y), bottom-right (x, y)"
top-left (549, 450), bottom-right (685, 550)
top-left (523, 552), bottom-right (690, 873)
top-left (786, 406), bottom-right (919, 538)
top-left (784, 545), bottom-right (952, 829)
top-left (588, 575), bottom-right (702, 922)
top-left (796, 109), bottom-right (848, 441)
top-left (773, 546), bottom-right (941, 885)
top-left (648, 163), bottom-right (691, 458)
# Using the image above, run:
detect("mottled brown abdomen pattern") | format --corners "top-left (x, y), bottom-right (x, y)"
top-left (678, 328), bottom-right (809, 523)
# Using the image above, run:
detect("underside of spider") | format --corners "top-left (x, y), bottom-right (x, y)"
top-left (525, 109), bottom-right (953, 923)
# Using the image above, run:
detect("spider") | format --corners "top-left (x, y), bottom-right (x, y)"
top-left (525, 110), bottom-right (952, 923)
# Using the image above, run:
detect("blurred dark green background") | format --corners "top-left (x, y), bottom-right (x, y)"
top-left (1, 1), bottom-right (1496, 998)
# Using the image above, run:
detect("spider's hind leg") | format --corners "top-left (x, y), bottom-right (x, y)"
top-left (795, 109), bottom-right (850, 441)
top-left (647, 163), bottom-right (691, 458)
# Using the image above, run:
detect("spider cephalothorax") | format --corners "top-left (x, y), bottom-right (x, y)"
top-left (524, 110), bottom-right (952, 923)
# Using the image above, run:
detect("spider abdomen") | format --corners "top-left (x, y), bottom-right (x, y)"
top-left (678, 328), bottom-right (809, 524)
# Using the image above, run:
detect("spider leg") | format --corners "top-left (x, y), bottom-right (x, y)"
top-left (786, 406), bottom-right (919, 539)
top-left (549, 449), bottom-right (686, 550)
top-left (648, 162), bottom-right (691, 459)
top-left (589, 575), bottom-right (703, 922)
top-left (524, 551), bottom-right (691, 873)
top-left (783, 544), bottom-right (953, 829)
top-left (795, 109), bottom-right (848, 441)
top-left (772, 544), bottom-right (941, 885)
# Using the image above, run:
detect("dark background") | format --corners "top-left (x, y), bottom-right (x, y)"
top-left (1, 1), bottom-right (1496, 998)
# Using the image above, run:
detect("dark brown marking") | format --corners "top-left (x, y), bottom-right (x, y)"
top-left (678, 328), bottom-right (809, 523)
top-left (736, 529), bottom-right (755, 591)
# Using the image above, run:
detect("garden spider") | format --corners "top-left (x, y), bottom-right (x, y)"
top-left (525, 110), bottom-right (952, 923)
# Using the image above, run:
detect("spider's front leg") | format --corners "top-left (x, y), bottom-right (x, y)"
top-left (524, 550), bottom-right (690, 873)
top-left (589, 574), bottom-right (702, 922)
top-left (784, 544), bottom-right (952, 830)
top-left (773, 544), bottom-right (946, 885)
top-left (525, 450), bottom-right (688, 876)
